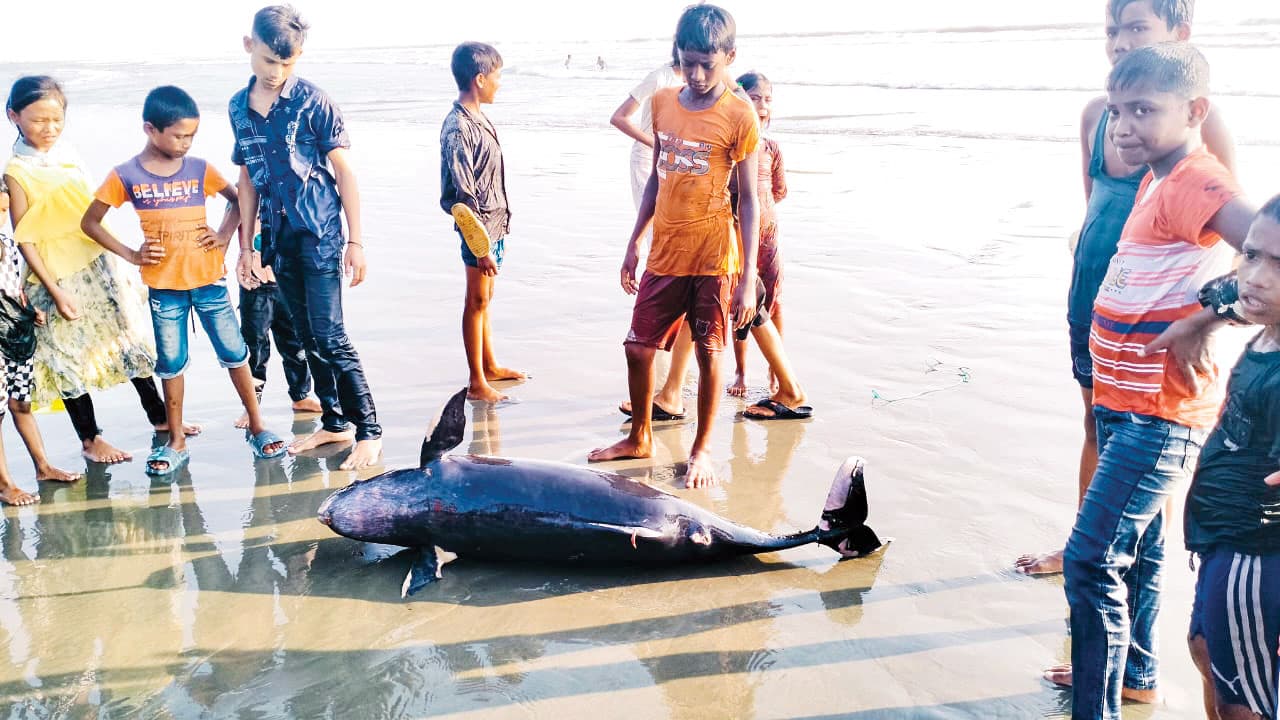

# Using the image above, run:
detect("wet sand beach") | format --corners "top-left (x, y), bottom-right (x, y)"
top-left (3, 15), bottom-right (1280, 718)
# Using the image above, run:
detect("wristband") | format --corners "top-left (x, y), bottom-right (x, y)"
top-left (1197, 272), bottom-right (1251, 326)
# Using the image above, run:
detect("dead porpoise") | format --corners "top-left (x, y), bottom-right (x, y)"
top-left (317, 389), bottom-right (885, 596)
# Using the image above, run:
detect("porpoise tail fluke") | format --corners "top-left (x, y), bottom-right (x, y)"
top-left (817, 456), bottom-right (884, 558)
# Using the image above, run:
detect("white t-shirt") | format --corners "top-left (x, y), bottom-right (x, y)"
top-left (629, 65), bottom-right (683, 138)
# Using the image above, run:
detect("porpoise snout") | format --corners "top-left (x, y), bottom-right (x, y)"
top-left (317, 493), bottom-right (336, 527)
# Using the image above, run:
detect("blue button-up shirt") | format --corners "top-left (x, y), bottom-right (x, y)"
top-left (229, 75), bottom-right (350, 269)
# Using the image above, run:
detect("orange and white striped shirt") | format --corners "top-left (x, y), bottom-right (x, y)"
top-left (1090, 148), bottom-right (1239, 429)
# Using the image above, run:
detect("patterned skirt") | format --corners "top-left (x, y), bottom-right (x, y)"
top-left (26, 254), bottom-right (156, 408)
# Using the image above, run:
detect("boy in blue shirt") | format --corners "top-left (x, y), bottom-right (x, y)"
top-left (228, 4), bottom-right (382, 470)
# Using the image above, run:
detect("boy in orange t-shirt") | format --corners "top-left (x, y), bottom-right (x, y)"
top-left (588, 4), bottom-right (760, 488)
top-left (82, 86), bottom-right (286, 475)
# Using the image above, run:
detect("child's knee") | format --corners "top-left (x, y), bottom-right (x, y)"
top-left (623, 341), bottom-right (655, 365)
top-left (9, 399), bottom-right (31, 415)
top-left (465, 289), bottom-right (490, 312)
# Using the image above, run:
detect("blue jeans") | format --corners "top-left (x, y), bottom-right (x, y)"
top-left (272, 225), bottom-right (381, 441)
top-left (149, 282), bottom-right (249, 379)
top-left (1063, 406), bottom-right (1206, 720)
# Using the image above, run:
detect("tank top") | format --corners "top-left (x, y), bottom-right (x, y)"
top-left (1067, 111), bottom-right (1147, 328)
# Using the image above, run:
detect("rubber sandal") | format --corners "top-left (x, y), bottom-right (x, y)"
top-left (145, 445), bottom-right (189, 476)
top-left (247, 429), bottom-right (287, 459)
top-left (451, 203), bottom-right (492, 259)
top-left (618, 402), bottom-right (686, 421)
top-left (743, 399), bottom-right (814, 421)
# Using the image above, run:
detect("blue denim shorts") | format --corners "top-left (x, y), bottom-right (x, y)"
top-left (1069, 322), bottom-right (1093, 389)
top-left (149, 282), bottom-right (250, 379)
top-left (460, 233), bottom-right (505, 268)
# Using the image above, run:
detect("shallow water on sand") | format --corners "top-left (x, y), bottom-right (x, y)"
top-left (4, 18), bottom-right (1280, 718)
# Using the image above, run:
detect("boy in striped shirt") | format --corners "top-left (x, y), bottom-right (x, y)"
top-left (1060, 43), bottom-right (1255, 720)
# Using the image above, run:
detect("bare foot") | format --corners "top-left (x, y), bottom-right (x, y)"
top-left (288, 428), bottom-right (356, 455)
top-left (1042, 664), bottom-right (1161, 703)
top-left (484, 366), bottom-right (527, 382)
top-left (340, 438), bottom-right (383, 470)
top-left (292, 397), bottom-right (323, 414)
top-left (35, 464), bottom-right (81, 483)
top-left (155, 421), bottom-right (202, 436)
top-left (685, 451), bottom-right (720, 489)
top-left (0, 485), bottom-right (38, 506)
top-left (727, 372), bottom-right (748, 397)
top-left (588, 438), bottom-right (652, 463)
top-left (1015, 549), bottom-right (1064, 575)
top-left (467, 383), bottom-right (509, 403)
top-left (233, 412), bottom-right (251, 430)
top-left (82, 437), bottom-right (132, 464)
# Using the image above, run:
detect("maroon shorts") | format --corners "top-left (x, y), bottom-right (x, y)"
top-left (757, 227), bottom-right (782, 315)
top-left (626, 272), bottom-right (731, 353)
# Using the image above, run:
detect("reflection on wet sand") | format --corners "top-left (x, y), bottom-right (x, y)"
top-left (0, 408), bottom-right (919, 717)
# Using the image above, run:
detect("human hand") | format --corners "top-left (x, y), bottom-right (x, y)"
top-left (236, 251), bottom-right (260, 290)
top-left (1140, 313), bottom-right (1218, 394)
top-left (620, 245), bottom-right (640, 295)
top-left (133, 239), bottom-right (164, 266)
top-left (344, 243), bottom-right (367, 287)
top-left (33, 306), bottom-right (45, 327)
top-left (1266, 469), bottom-right (1280, 487)
top-left (52, 290), bottom-right (79, 321)
top-left (476, 254), bottom-right (498, 277)
top-left (731, 276), bottom-right (757, 330)
top-left (196, 227), bottom-right (231, 252)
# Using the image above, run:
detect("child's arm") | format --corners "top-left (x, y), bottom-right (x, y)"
top-left (235, 166), bottom-right (260, 288)
top-left (328, 148), bottom-right (366, 288)
top-left (609, 96), bottom-right (651, 146)
top-left (732, 148), bottom-right (761, 330)
top-left (771, 145), bottom-right (788, 204)
top-left (1202, 108), bottom-right (1237, 176)
top-left (7, 174), bottom-right (79, 320)
top-left (620, 135), bottom-right (659, 295)
top-left (80, 200), bottom-right (159, 266)
top-left (1079, 97), bottom-right (1107, 205)
top-left (196, 185), bottom-right (241, 253)
top-left (3, 174), bottom-right (23, 234)
top-left (1207, 197), bottom-right (1256, 252)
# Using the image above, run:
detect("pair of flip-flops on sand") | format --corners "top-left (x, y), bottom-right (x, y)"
top-left (144, 429), bottom-right (287, 477)
top-left (620, 399), bottom-right (813, 421)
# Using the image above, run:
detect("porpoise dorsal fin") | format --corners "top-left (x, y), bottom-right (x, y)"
top-left (420, 388), bottom-right (469, 467)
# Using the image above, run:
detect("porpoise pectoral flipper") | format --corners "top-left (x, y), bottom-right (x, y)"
top-left (402, 546), bottom-right (445, 597)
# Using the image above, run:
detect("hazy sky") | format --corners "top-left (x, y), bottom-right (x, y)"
top-left (4, 0), bottom-right (1277, 63)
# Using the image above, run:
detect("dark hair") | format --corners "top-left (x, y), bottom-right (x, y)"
top-left (674, 4), bottom-right (736, 55)
top-left (737, 71), bottom-right (770, 93)
top-left (1258, 194), bottom-right (1280, 226)
top-left (451, 42), bottom-right (503, 92)
top-left (6, 75), bottom-right (66, 116)
top-left (670, 41), bottom-right (680, 69)
top-left (143, 86), bottom-right (199, 130)
top-left (253, 4), bottom-right (309, 58)
top-left (1107, 42), bottom-right (1209, 98)
top-left (1109, 0), bottom-right (1194, 30)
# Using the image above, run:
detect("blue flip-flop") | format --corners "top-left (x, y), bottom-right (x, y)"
top-left (145, 445), bottom-right (189, 476)
top-left (247, 429), bottom-right (287, 459)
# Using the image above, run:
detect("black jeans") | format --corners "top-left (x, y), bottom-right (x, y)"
top-left (271, 228), bottom-right (381, 441)
top-left (65, 377), bottom-right (167, 442)
top-left (239, 281), bottom-right (313, 402)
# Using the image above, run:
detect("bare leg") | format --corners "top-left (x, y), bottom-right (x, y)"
top-left (727, 336), bottom-right (748, 396)
top-left (685, 344), bottom-right (723, 488)
top-left (464, 267), bottom-right (507, 403)
top-left (654, 323), bottom-right (693, 413)
top-left (1189, 635), bottom-right (1222, 720)
top-left (0, 418), bottom-right (36, 506)
top-left (742, 321), bottom-right (806, 416)
top-left (590, 343), bottom-right (656, 461)
top-left (768, 306), bottom-right (784, 393)
top-left (150, 376), bottom-right (188, 473)
top-left (8, 399), bottom-right (78, 481)
top-left (479, 278), bottom-right (525, 382)
top-left (1016, 386), bottom-right (1095, 575)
